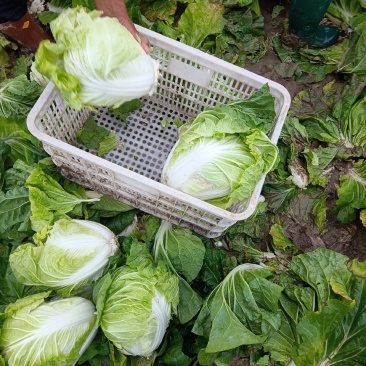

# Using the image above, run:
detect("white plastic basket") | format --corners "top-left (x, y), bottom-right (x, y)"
top-left (27, 25), bottom-right (291, 238)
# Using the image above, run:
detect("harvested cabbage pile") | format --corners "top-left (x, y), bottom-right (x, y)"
top-left (34, 6), bottom-right (158, 110)
top-left (161, 84), bottom-right (279, 209)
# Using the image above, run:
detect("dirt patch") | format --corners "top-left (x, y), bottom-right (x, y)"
top-left (277, 161), bottom-right (366, 261)
top-left (248, 0), bottom-right (366, 260)
top-left (243, 0), bottom-right (309, 99)
top-left (244, 0), bottom-right (337, 98)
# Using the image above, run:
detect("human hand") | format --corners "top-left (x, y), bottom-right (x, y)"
top-left (121, 19), bottom-right (150, 54)
top-left (94, 0), bottom-right (150, 54)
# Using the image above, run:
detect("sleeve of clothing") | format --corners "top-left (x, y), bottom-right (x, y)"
top-left (0, 0), bottom-right (27, 24)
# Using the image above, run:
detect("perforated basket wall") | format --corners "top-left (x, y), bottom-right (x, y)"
top-left (27, 26), bottom-right (291, 238)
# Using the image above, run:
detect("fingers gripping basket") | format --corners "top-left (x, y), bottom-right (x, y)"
top-left (27, 25), bottom-right (291, 238)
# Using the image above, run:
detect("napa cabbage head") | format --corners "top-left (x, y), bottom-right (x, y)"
top-left (9, 219), bottom-right (119, 296)
top-left (0, 292), bottom-right (97, 366)
top-left (35, 6), bottom-right (158, 110)
top-left (94, 240), bottom-right (179, 357)
top-left (161, 85), bottom-right (278, 209)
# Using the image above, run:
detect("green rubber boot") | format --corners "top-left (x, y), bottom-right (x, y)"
top-left (289, 0), bottom-right (339, 48)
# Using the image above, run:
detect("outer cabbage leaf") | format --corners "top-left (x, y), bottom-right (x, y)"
top-left (181, 84), bottom-right (276, 135)
top-left (291, 299), bottom-right (355, 365)
top-left (25, 166), bottom-right (99, 231)
top-left (35, 7), bottom-right (158, 110)
top-left (328, 0), bottom-right (365, 25)
top-left (290, 248), bottom-right (352, 308)
top-left (338, 22), bottom-right (366, 80)
top-left (76, 117), bottom-right (120, 157)
top-left (214, 8), bottom-right (265, 66)
top-left (0, 75), bottom-right (42, 118)
top-left (153, 220), bottom-right (205, 283)
top-left (264, 249), bottom-right (364, 366)
top-left (301, 116), bottom-right (340, 144)
top-left (335, 159), bottom-right (366, 223)
top-left (177, 2), bottom-right (226, 49)
top-left (153, 220), bottom-right (204, 323)
top-left (321, 277), bottom-right (366, 365)
top-left (140, 0), bottom-right (177, 21)
top-left (0, 292), bottom-right (97, 366)
top-left (311, 194), bottom-right (328, 231)
top-left (303, 146), bottom-right (338, 187)
top-left (157, 328), bottom-right (192, 366)
top-left (294, 81), bottom-right (366, 159)
top-left (0, 141), bottom-right (8, 189)
top-left (341, 96), bottom-right (366, 150)
top-left (0, 186), bottom-right (30, 238)
top-left (192, 263), bottom-right (283, 353)
top-left (0, 116), bottom-right (47, 164)
top-left (272, 35), bottom-right (348, 84)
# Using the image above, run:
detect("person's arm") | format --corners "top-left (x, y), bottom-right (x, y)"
top-left (94, 0), bottom-right (150, 53)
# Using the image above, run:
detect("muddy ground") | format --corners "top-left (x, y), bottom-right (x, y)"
top-left (244, 0), bottom-right (366, 260)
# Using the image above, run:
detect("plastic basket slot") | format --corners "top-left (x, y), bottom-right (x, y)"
top-left (178, 212), bottom-right (223, 228)
top-left (114, 184), bottom-right (144, 199)
top-left (116, 193), bottom-right (146, 209)
top-left (59, 165), bottom-right (85, 177)
top-left (54, 156), bottom-right (84, 172)
top-left (94, 185), bottom-right (116, 197)
top-left (164, 211), bottom-right (220, 234)
top-left (157, 215), bottom-right (216, 237)
top-left (42, 105), bottom-right (89, 145)
top-left (167, 56), bottom-right (213, 89)
top-left (57, 166), bottom-right (90, 187)
top-left (69, 155), bottom-right (84, 164)
top-left (155, 71), bottom-right (208, 115)
top-left (137, 194), bottom-right (169, 211)
top-left (170, 216), bottom-right (216, 233)
top-left (87, 172), bottom-right (113, 185)
top-left (155, 195), bottom-right (223, 226)
top-left (185, 212), bottom-right (224, 228)
top-left (94, 166), bottom-right (115, 178)
top-left (151, 47), bottom-right (170, 69)
top-left (153, 204), bottom-right (216, 227)
top-left (183, 209), bottom-right (222, 224)
top-left (207, 74), bottom-right (253, 103)
top-left (113, 193), bottom-right (140, 207)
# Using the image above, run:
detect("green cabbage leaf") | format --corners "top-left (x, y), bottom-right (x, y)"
top-left (153, 220), bottom-right (205, 323)
top-left (192, 263), bottom-right (283, 353)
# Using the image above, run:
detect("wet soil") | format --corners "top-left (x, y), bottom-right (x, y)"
top-left (244, 0), bottom-right (366, 260)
